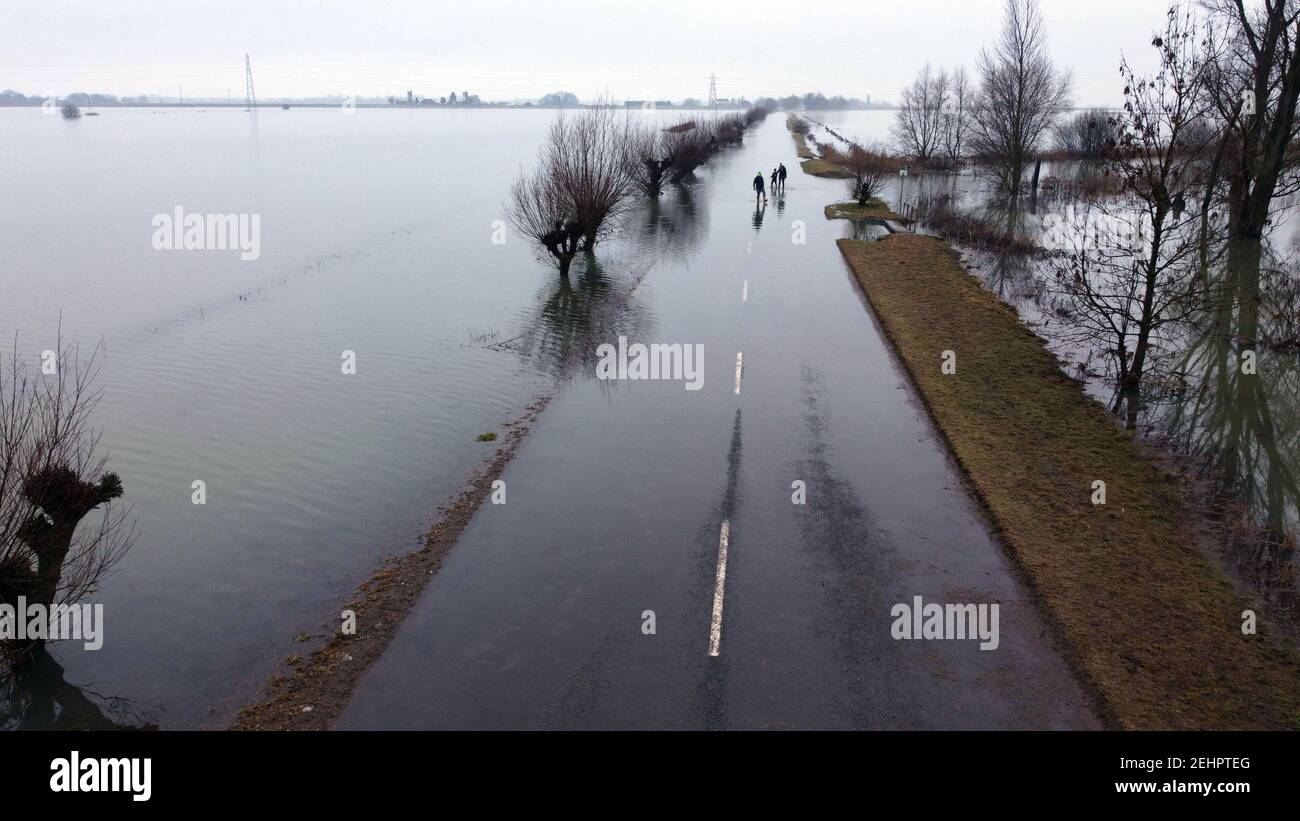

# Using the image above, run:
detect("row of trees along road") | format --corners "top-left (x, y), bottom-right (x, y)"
top-left (509, 104), bottom-right (767, 276)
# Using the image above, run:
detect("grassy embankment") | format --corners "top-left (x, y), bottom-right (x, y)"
top-left (824, 200), bottom-right (906, 222)
top-left (787, 114), bottom-right (850, 178)
top-left (837, 233), bottom-right (1300, 729)
top-left (785, 117), bottom-right (902, 223)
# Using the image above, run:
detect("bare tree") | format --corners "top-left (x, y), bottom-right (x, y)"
top-left (712, 112), bottom-right (747, 144)
top-left (625, 122), bottom-right (674, 197)
top-left (507, 168), bottom-right (584, 277)
top-left (663, 119), bottom-right (715, 183)
top-left (842, 143), bottom-right (897, 205)
top-left (941, 67), bottom-right (973, 164)
top-left (969, 0), bottom-right (1073, 197)
top-left (545, 105), bottom-right (638, 252)
top-left (1201, 0), bottom-right (1300, 347)
top-left (1053, 107), bottom-right (1120, 158)
top-left (1050, 4), bottom-right (1220, 427)
top-left (508, 105), bottom-right (638, 275)
top-left (893, 63), bottom-right (949, 162)
top-left (1, 335), bottom-right (136, 661)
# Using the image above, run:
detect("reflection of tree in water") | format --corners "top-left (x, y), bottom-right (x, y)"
top-left (847, 222), bottom-right (890, 242)
top-left (507, 185), bottom-right (713, 379)
top-left (0, 647), bottom-right (157, 730)
top-left (1158, 247), bottom-right (1299, 616)
top-left (511, 254), bottom-right (656, 381)
top-left (916, 160), bottom-right (1298, 615)
top-left (971, 237), bottom-right (1046, 310)
top-left (631, 184), bottom-right (708, 265)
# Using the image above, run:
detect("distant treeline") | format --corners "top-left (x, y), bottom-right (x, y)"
top-left (1, 87), bottom-right (894, 109)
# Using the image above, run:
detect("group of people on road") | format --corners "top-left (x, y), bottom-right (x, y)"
top-left (754, 163), bottom-right (787, 204)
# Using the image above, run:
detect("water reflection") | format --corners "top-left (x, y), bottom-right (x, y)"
top-left (1160, 249), bottom-right (1299, 615)
top-left (1, 649), bottom-right (157, 730)
top-left (633, 184), bottom-right (708, 264)
top-left (981, 249), bottom-right (1045, 306)
top-left (906, 160), bottom-right (1300, 622)
top-left (512, 254), bottom-right (656, 380)
top-left (751, 202), bottom-right (767, 231)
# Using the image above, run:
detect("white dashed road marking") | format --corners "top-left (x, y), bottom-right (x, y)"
top-left (734, 352), bottom-right (743, 395)
top-left (708, 519), bottom-right (731, 657)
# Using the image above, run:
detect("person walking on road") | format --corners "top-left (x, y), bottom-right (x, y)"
top-left (753, 170), bottom-right (767, 205)
top-left (770, 167), bottom-right (780, 194)
top-left (777, 162), bottom-right (788, 192)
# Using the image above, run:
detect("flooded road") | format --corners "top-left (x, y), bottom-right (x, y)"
top-left (338, 118), bottom-right (1099, 729)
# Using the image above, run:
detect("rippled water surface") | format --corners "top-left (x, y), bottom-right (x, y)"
top-left (1, 106), bottom-right (650, 726)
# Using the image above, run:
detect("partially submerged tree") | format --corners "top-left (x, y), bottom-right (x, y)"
top-left (1053, 107), bottom-right (1120, 159)
top-left (843, 143), bottom-right (896, 205)
top-left (893, 63), bottom-right (949, 163)
top-left (1201, 0), bottom-right (1300, 349)
top-left (663, 118), bottom-right (714, 182)
top-left (626, 122), bottom-right (675, 197)
top-left (1050, 4), bottom-right (1220, 427)
top-left (1, 336), bottom-right (135, 661)
top-left (713, 112), bottom-right (747, 144)
top-left (940, 67), bottom-right (973, 164)
top-left (508, 169), bottom-right (584, 277)
top-left (508, 105), bottom-right (637, 274)
top-left (969, 0), bottom-right (1073, 197)
top-left (545, 105), bottom-right (638, 251)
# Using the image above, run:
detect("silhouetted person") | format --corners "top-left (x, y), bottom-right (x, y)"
top-left (778, 163), bottom-right (788, 191)
top-left (770, 168), bottom-right (779, 192)
top-left (753, 171), bottom-right (767, 205)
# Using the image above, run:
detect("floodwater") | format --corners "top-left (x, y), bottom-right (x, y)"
top-left (2, 107), bottom-right (1099, 728)
top-left (337, 114), bottom-right (1096, 729)
top-left (2, 106), bottom-right (571, 727)
top-left (813, 111), bottom-right (1299, 621)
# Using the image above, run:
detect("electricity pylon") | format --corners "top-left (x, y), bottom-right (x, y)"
top-left (244, 53), bottom-right (257, 111)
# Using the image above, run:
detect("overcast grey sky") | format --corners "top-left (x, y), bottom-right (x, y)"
top-left (3, 0), bottom-right (1172, 105)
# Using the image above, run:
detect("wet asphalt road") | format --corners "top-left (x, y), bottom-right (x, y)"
top-left (336, 119), bottom-right (1100, 730)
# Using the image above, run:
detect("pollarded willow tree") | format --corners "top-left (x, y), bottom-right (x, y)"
top-left (626, 122), bottom-right (675, 197)
top-left (0, 335), bottom-right (136, 661)
top-left (508, 104), bottom-right (639, 277)
top-left (969, 0), bottom-right (1073, 198)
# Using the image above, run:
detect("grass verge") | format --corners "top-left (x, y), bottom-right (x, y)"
top-left (799, 157), bottom-right (851, 178)
top-left (231, 396), bottom-right (551, 729)
top-left (825, 200), bottom-right (907, 222)
top-left (792, 131), bottom-right (815, 159)
top-left (838, 233), bottom-right (1300, 730)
